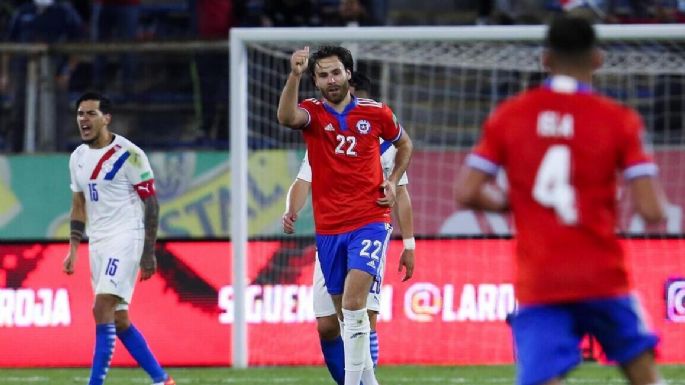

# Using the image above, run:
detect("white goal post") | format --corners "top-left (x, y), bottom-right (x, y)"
top-left (229, 25), bottom-right (685, 368)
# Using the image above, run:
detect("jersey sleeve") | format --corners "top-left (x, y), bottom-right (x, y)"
top-left (123, 145), bottom-right (156, 198)
top-left (297, 98), bottom-right (316, 129)
top-left (619, 108), bottom-right (658, 180)
top-left (123, 146), bottom-right (154, 185)
top-left (467, 108), bottom-right (506, 176)
top-left (296, 151), bottom-right (312, 182)
top-left (68, 151), bottom-right (82, 192)
top-left (379, 105), bottom-right (403, 143)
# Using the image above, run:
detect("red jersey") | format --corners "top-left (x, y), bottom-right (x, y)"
top-left (299, 96), bottom-right (402, 234)
top-left (469, 75), bottom-right (657, 304)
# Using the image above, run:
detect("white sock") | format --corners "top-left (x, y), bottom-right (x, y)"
top-left (360, 325), bottom-right (377, 385)
top-left (361, 367), bottom-right (379, 385)
top-left (342, 308), bottom-right (371, 385)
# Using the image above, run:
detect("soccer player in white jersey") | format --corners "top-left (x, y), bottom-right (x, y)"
top-left (282, 74), bottom-right (415, 385)
top-left (62, 92), bottom-right (175, 385)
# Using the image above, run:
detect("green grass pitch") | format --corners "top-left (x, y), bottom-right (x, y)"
top-left (1, 364), bottom-right (684, 384)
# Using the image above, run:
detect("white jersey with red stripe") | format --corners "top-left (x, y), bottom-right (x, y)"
top-left (69, 134), bottom-right (155, 242)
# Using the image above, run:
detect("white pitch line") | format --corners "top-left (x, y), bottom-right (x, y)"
top-left (3, 377), bottom-right (50, 383)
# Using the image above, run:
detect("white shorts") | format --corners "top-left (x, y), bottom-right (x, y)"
top-left (312, 251), bottom-right (385, 317)
top-left (89, 230), bottom-right (143, 311)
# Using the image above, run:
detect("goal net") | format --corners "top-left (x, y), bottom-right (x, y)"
top-left (229, 26), bottom-right (685, 367)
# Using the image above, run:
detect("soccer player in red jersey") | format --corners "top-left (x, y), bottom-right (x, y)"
top-left (283, 73), bottom-right (415, 385)
top-left (278, 46), bottom-right (413, 385)
top-left (456, 16), bottom-right (667, 385)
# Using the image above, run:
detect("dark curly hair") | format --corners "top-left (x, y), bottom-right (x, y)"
top-left (307, 45), bottom-right (354, 82)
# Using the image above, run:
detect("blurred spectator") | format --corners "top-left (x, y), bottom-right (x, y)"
top-left (194, 0), bottom-right (236, 145)
top-left (476, 0), bottom-right (515, 24)
top-left (608, 0), bottom-right (685, 23)
top-left (320, 0), bottom-right (388, 25)
top-left (0, 0), bottom-right (84, 152)
top-left (197, 0), bottom-right (235, 37)
top-left (262, 0), bottom-right (320, 26)
top-left (476, 0), bottom-right (545, 24)
top-left (338, 0), bottom-right (367, 25)
top-left (364, 0), bottom-right (388, 25)
top-left (610, 0), bottom-right (650, 20)
top-left (558, 0), bottom-right (608, 22)
top-left (558, 0), bottom-right (685, 23)
top-left (91, 0), bottom-right (141, 94)
top-left (237, 0), bottom-right (266, 26)
top-left (477, 0), bottom-right (494, 24)
top-left (0, 1), bottom-right (21, 34)
top-left (70, 0), bottom-right (92, 24)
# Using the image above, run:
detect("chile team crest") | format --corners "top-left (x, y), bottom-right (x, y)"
top-left (356, 119), bottom-right (371, 134)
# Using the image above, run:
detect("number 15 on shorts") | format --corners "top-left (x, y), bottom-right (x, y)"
top-left (105, 258), bottom-right (119, 276)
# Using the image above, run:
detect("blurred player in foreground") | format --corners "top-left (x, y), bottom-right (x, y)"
top-left (455, 15), bottom-right (667, 385)
top-left (283, 72), bottom-right (415, 385)
top-left (63, 92), bottom-right (175, 385)
top-left (278, 45), bottom-right (413, 385)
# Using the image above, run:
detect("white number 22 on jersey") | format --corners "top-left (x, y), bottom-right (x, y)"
top-left (532, 145), bottom-right (577, 225)
top-left (335, 135), bottom-right (357, 156)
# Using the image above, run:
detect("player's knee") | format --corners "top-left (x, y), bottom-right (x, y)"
top-left (91, 294), bottom-right (118, 322)
top-left (317, 315), bottom-right (340, 340)
top-left (114, 312), bottom-right (131, 332)
top-left (342, 295), bottom-right (367, 311)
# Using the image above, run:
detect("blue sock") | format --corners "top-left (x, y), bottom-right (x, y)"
top-left (320, 336), bottom-right (345, 385)
top-left (370, 330), bottom-right (379, 367)
top-left (117, 324), bottom-right (167, 383)
top-left (89, 323), bottom-right (116, 385)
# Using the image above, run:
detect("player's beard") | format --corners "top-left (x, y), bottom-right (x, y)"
top-left (321, 81), bottom-right (350, 105)
top-left (81, 129), bottom-right (100, 145)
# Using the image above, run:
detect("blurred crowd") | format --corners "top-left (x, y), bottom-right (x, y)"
top-left (0, 0), bottom-right (683, 153)
top-left (477, 0), bottom-right (685, 25)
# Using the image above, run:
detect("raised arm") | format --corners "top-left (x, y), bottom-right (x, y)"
top-left (277, 47), bottom-right (311, 128)
top-left (283, 178), bottom-right (312, 234)
top-left (393, 185), bottom-right (415, 281)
